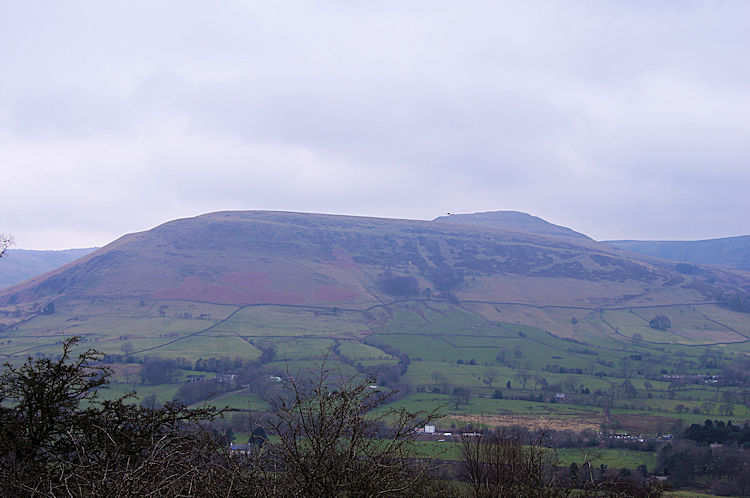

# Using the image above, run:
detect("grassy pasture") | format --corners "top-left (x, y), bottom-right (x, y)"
top-left (366, 334), bottom-right (454, 362)
top-left (265, 337), bottom-right (336, 360)
top-left (406, 360), bottom-right (499, 388)
top-left (368, 301), bottom-right (491, 335)
top-left (462, 302), bottom-right (589, 339)
top-left (14, 314), bottom-right (218, 339)
top-left (0, 335), bottom-right (69, 358)
top-left (203, 390), bottom-right (269, 411)
top-left (602, 310), bottom-right (686, 343)
top-left (337, 341), bottom-right (395, 362)
top-left (459, 275), bottom-right (650, 309)
top-left (136, 334), bottom-right (262, 361)
top-left (556, 447), bottom-right (658, 470)
top-left (265, 359), bottom-right (360, 379)
top-left (719, 340), bottom-right (750, 353)
top-left (696, 304), bottom-right (750, 337)
top-left (601, 306), bottom-right (749, 345)
top-left (4, 297), bottom-right (750, 444)
top-left (381, 393), bottom-right (601, 426)
top-left (97, 381), bottom-right (182, 404)
top-left (221, 304), bottom-right (369, 338)
top-left (409, 441), bottom-right (658, 472)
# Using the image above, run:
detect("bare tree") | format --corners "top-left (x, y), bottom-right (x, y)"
top-left (263, 362), bottom-right (440, 496)
top-left (515, 370), bottom-right (530, 390)
top-left (0, 233), bottom-right (13, 258)
top-left (532, 373), bottom-right (548, 391)
top-left (483, 368), bottom-right (499, 389)
top-left (451, 386), bottom-right (471, 409)
top-left (121, 341), bottom-right (134, 356)
top-left (459, 428), bottom-right (664, 497)
top-left (719, 403), bottom-right (734, 416)
top-left (563, 375), bottom-right (578, 393)
top-left (431, 370), bottom-right (452, 393)
top-left (459, 428), bottom-right (564, 497)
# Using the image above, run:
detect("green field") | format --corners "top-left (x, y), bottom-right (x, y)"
top-left (408, 441), bottom-right (657, 471)
top-left (4, 297), bottom-right (750, 444)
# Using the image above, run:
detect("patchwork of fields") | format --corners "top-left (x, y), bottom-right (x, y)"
top-left (4, 297), bottom-right (750, 441)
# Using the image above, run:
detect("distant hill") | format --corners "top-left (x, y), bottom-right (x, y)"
top-left (4, 209), bottom-right (750, 364)
top-left (6, 210), bottom-right (750, 444)
top-left (607, 236), bottom-right (750, 272)
top-left (433, 211), bottom-right (591, 240)
top-left (2, 209), bottom-right (749, 314)
top-left (0, 248), bottom-right (96, 290)
top-left (0, 210), bottom-right (698, 309)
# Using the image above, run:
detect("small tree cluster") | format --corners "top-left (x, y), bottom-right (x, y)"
top-left (378, 274), bottom-right (420, 297)
top-left (649, 315), bottom-right (671, 330)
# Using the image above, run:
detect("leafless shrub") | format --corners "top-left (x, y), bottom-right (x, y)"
top-left (262, 361), bottom-right (440, 497)
top-left (458, 426), bottom-right (664, 498)
top-left (0, 339), bottom-right (441, 497)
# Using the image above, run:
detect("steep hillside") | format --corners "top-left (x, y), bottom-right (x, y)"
top-left (2, 210), bottom-right (739, 310)
top-left (0, 248), bottom-right (96, 290)
top-left (607, 236), bottom-right (750, 272)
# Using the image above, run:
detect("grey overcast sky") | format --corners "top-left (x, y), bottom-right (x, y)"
top-left (2, 1), bottom-right (750, 249)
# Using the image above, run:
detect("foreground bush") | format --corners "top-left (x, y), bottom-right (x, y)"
top-left (0, 338), bottom-right (257, 496)
top-left (0, 338), bottom-right (662, 497)
top-left (0, 338), bottom-right (438, 497)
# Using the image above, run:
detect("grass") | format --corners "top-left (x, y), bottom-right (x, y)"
top-left (265, 359), bottom-right (360, 379)
top-left (97, 381), bottom-right (181, 404)
top-left (135, 334), bottom-right (262, 361)
top-left (200, 390), bottom-right (269, 411)
top-left (556, 447), bottom-right (657, 470)
top-left (409, 441), bottom-right (658, 470)
top-left (380, 393), bottom-right (600, 426)
top-left (266, 337), bottom-right (337, 360)
top-left (4, 297), bottom-right (749, 441)
top-left (337, 341), bottom-right (395, 362)
top-left (221, 305), bottom-right (369, 337)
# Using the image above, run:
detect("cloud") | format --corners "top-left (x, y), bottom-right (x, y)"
top-left (1, 2), bottom-right (750, 247)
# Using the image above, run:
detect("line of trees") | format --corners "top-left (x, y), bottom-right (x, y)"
top-left (658, 438), bottom-right (750, 495)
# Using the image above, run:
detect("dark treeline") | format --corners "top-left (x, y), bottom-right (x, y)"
top-left (683, 419), bottom-right (750, 445)
top-left (658, 439), bottom-right (750, 495)
top-left (653, 419), bottom-right (750, 495)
